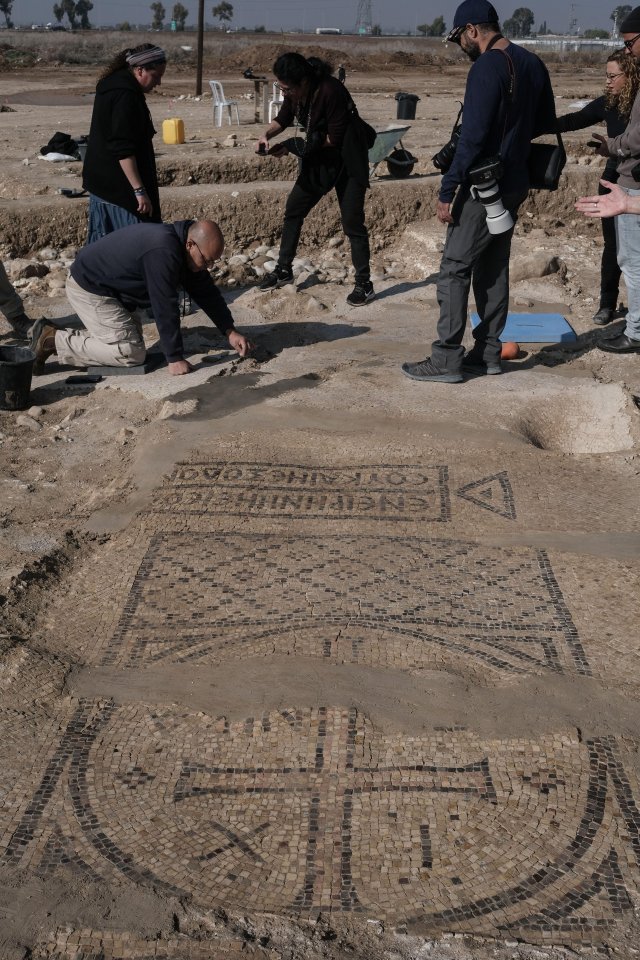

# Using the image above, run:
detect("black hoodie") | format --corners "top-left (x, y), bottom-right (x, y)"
top-left (83, 68), bottom-right (161, 220)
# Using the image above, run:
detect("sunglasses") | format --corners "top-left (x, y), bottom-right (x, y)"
top-left (445, 24), bottom-right (466, 44)
top-left (624, 32), bottom-right (640, 50)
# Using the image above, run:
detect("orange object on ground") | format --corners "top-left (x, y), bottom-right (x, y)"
top-left (500, 341), bottom-right (520, 360)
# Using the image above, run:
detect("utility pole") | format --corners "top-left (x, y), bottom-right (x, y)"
top-left (355, 0), bottom-right (373, 35)
top-left (568, 2), bottom-right (577, 35)
top-left (196, 0), bottom-right (204, 96)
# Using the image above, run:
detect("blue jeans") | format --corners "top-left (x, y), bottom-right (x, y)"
top-left (614, 186), bottom-right (640, 340)
top-left (86, 195), bottom-right (141, 245)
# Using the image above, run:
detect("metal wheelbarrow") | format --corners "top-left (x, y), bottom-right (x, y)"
top-left (368, 126), bottom-right (416, 178)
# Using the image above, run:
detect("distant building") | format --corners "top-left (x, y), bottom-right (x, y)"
top-left (517, 35), bottom-right (618, 52)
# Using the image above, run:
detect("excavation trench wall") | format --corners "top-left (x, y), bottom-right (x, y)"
top-left (0, 166), bottom-right (598, 257)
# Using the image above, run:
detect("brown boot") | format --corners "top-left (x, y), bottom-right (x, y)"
top-left (30, 319), bottom-right (57, 375)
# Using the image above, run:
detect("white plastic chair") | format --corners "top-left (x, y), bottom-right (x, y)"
top-left (209, 80), bottom-right (240, 126)
top-left (268, 82), bottom-right (284, 122)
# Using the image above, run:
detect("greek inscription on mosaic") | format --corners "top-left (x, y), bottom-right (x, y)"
top-left (151, 462), bottom-right (452, 521)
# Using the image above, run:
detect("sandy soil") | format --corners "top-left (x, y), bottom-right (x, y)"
top-left (1, 44), bottom-right (640, 960)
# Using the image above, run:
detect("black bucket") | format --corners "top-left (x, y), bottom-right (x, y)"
top-left (0, 345), bottom-right (36, 411)
top-left (386, 148), bottom-right (417, 178)
top-left (395, 92), bottom-right (420, 120)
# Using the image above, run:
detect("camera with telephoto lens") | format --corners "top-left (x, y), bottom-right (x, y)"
top-left (468, 155), bottom-right (513, 235)
top-left (432, 124), bottom-right (461, 173)
top-left (432, 101), bottom-right (463, 173)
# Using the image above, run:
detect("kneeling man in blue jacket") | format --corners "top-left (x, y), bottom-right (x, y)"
top-left (31, 219), bottom-right (253, 376)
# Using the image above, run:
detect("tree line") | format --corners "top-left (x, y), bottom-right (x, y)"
top-left (0, 1), bottom-right (236, 31)
top-left (0, 1), bottom-right (628, 35)
top-left (418, 4), bottom-right (634, 40)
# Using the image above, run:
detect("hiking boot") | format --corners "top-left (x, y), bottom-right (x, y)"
top-left (462, 352), bottom-right (502, 375)
top-left (260, 265), bottom-right (294, 290)
top-left (346, 280), bottom-right (375, 306)
top-left (9, 312), bottom-right (35, 341)
top-left (30, 319), bottom-right (58, 375)
top-left (592, 307), bottom-right (614, 325)
top-left (401, 357), bottom-right (463, 383)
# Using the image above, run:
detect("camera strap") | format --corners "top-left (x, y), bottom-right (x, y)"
top-left (490, 45), bottom-right (516, 101)
top-left (485, 32), bottom-right (504, 50)
top-left (488, 45), bottom-right (516, 154)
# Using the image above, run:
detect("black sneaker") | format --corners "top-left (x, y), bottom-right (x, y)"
top-left (401, 357), bottom-right (463, 383)
top-left (260, 266), bottom-right (294, 290)
top-left (462, 352), bottom-right (502, 375)
top-left (346, 280), bottom-right (375, 306)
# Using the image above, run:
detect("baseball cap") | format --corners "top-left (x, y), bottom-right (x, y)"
top-left (445, 0), bottom-right (500, 43)
top-left (620, 6), bottom-right (640, 32)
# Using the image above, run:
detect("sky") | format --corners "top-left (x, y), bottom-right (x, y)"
top-left (8, 0), bottom-right (619, 37)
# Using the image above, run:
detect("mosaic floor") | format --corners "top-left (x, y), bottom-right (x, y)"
top-left (2, 459), bottom-right (640, 956)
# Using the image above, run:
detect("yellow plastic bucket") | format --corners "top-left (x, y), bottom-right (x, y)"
top-left (162, 118), bottom-right (185, 144)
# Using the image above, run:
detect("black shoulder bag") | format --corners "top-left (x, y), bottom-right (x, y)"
top-left (340, 96), bottom-right (377, 188)
top-left (494, 45), bottom-right (566, 191)
top-left (345, 96), bottom-right (377, 150)
top-left (528, 129), bottom-right (566, 191)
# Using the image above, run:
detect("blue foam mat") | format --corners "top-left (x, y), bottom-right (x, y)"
top-left (471, 312), bottom-right (577, 343)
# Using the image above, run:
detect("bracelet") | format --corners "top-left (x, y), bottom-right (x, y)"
top-left (134, 187), bottom-right (146, 196)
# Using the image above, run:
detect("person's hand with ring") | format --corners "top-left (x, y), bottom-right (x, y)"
top-left (576, 181), bottom-right (632, 218)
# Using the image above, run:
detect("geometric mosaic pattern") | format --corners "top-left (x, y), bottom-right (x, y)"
top-left (2, 702), bottom-right (640, 942)
top-left (2, 459), bottom-right (639, 954)
top-left (455, 470), bottom-right (516, 519)
top-left (103, 533), bottom-right (589, 678)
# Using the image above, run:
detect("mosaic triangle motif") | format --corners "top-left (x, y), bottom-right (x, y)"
top-left (455, 471), bottom-right (516, 520)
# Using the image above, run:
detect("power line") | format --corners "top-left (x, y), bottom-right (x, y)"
top-left (355, 0), bottom-right (372, 34)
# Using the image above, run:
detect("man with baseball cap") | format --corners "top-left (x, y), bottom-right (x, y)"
top-left (402, 0), bottom-right (556, 382)
top-left (587, 5), bottom-right (640, 354)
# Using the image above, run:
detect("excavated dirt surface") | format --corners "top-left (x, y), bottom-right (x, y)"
top-left (1, 39), bottom-right (640, 960)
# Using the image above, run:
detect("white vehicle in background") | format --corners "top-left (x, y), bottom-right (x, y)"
top-left (315, 27), bottom-right (342, 34)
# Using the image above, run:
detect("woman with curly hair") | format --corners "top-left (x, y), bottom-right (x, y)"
top-left (83, 43), bottom-right (166, 243)
top-left (554, 50), bottom-right (640, 324)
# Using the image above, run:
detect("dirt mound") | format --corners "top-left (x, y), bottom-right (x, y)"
top-left (219, 42), bottom-right (345, 74)
top-left (0, 42), bottom-right (37, 70)
top-left (386, 49), bottom-right (439, 67)
top-left (218, 42), bottom-right (445, 75)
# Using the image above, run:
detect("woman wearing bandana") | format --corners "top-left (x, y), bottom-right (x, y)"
top-left (83, 43), bottom-right (166, 243)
